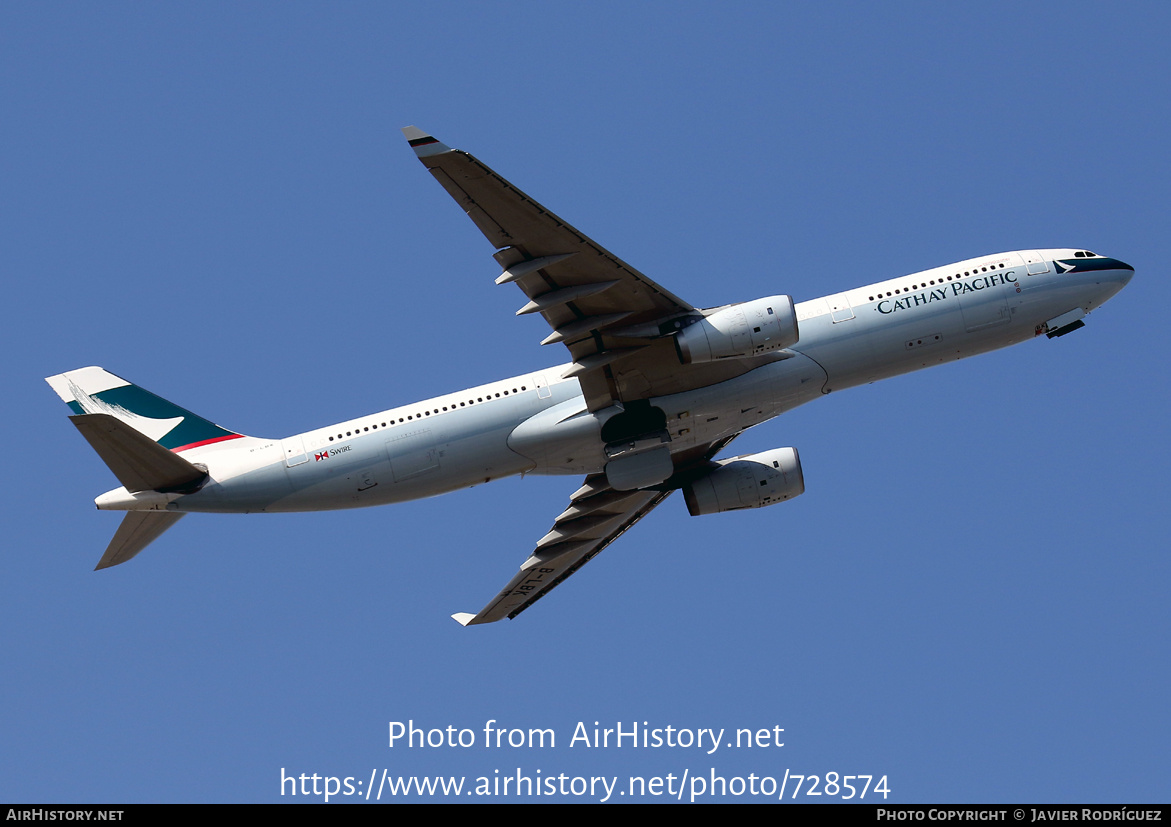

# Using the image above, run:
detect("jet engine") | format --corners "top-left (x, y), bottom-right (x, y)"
top-left (682, 447), bottom-right (804, 516)
top-left (675, 296), bottom-right (798, 364)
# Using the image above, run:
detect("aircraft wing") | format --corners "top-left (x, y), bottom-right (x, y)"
top-left (452, 474), bottom-right (671, 626)
top-left (451, 436), bottom-right (737, 625)
top-left (403, 127), bottom-right (766, 412)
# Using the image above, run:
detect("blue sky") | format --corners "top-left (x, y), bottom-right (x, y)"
top-left (3, 2), bottom-right (1168, 803)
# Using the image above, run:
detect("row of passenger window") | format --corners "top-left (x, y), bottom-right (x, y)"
top-left (868, 262), bottom-right (1009, 302)
top-left (326, 385), bottom-right (529, 442)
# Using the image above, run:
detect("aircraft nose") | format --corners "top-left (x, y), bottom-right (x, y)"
top-left (1087, 256), bottom-right (1133, 308)
top-left (1108, 257), bottom-right (1134, 287)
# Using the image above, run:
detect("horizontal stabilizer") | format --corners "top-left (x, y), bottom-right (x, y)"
top-left (96, 511), bottom-right (185, 570)
top-left (69, 414), bottom-right (208, 494)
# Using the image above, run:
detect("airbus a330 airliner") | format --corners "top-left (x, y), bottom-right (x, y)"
top-left (48, 127), bottom-right (1134, 625)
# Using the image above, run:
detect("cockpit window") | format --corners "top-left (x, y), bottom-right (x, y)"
top-left (1074, 250), bottom-right (1098, 258)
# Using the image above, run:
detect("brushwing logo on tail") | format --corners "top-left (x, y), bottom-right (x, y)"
top-left (49, 367), bottom-right (241, 452)
top-left (66, 379), bottom-right (185, 443)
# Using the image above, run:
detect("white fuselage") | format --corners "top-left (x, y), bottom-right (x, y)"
top-left (107, 249), bottom-right (1131, 516)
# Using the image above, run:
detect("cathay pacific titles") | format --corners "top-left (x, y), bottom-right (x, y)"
top-left (875, 271), bottom-right (1019, 315)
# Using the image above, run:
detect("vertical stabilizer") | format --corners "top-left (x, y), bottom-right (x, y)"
top-left (46, 366), bottom-right (243, 452)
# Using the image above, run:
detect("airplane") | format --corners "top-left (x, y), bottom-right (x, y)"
top-left (47, 126), bottom-right (1134, 626)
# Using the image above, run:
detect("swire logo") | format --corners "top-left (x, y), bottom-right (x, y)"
top-left (315, 445), bottom-right (352, 461)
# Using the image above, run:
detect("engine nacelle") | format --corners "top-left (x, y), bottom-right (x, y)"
top-left (675, 295), bottom-right (798, 364)
top-left (683, 447), bottom-right (804, 516)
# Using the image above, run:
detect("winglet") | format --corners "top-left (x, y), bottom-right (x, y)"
top-left (451, 612), bottom-right (477, 627)
top-left (402, 126), bottom-right (450, 158)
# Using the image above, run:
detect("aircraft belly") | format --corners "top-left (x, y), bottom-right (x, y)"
top-left (172, 459), bottom-right (292, 513)
top-left (507, 396), bottom-right (608, 475)
top-left (511, 355), bottom-right (829, 475)
top-left (655, 353), bottom-right (828, 447)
